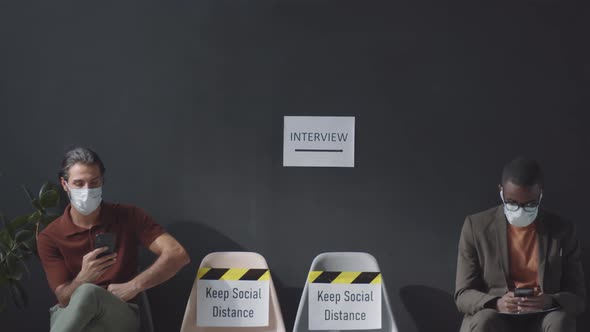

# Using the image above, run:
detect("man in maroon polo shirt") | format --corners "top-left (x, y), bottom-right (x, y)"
top-left (38, 147), bottom-right (191, 332)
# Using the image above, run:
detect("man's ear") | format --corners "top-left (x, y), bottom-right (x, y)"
top-left (60, 177), bottom-right (68, 192)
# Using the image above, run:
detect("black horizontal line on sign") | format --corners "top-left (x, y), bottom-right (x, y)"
top-left (295, 149), bottom-right (343, 152)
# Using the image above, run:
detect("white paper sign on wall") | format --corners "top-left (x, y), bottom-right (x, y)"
top-left (307, 271), bottom-right (382, 330)
top-left (196, 268), bottom-right (270, 327)
top-left (283, 116), bottom-right (355, 167)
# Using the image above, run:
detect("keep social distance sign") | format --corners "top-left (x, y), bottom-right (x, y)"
top-left (196, 268), bottom-right (270, 327)
top-left (308, 271), bottom-right (382, 330)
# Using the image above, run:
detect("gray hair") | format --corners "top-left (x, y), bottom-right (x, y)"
top-left (58, 147), bottom-right (106, 181)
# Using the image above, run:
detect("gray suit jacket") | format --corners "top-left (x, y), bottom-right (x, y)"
top-left (455, 205), bottom-right (585, 317)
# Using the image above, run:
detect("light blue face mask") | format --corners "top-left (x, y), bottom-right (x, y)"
top-left (66, 183), bottom-right (103, 215)
top-left (500, 190), bottom-right (542, 227)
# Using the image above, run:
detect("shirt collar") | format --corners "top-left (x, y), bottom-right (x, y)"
top-left (62, 202), bottom-right (114, 236)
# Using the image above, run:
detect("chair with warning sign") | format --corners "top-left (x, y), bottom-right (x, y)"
top-left (293, 252), bottom-right (398, 332)
top-left (180, 251), bottom-right (286, 332)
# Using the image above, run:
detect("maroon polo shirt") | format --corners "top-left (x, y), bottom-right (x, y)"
top-left (38, 202), bottom-right (165, 294)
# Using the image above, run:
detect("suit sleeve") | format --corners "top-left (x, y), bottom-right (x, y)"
top-left (454, 216), bottom-right (499, 315)
top-left (550, 223), bottom-right (586, 315)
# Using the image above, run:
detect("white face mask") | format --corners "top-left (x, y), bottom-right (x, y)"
top-left (66, 183), bottom-right (103, 216)
top-left (500, 190), bottom-right (541, 227)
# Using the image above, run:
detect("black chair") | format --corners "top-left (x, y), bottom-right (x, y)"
top-left (138, 291), bottom-right (155, 332)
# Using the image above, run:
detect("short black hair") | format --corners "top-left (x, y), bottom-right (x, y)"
top-left (58, 147), bottom-right (106, 181)
top-left (501, 157), bottom-right (543, 188)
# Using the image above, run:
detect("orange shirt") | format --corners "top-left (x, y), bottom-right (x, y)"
top-left (508, 222), bottom-right (539, 289)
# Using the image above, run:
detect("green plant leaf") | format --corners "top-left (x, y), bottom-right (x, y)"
top-left (20, 233), bottom-right (40, 257)
top-left (41, 213), bottom-right (60, 226)
top-left (0, 295), bottom-right (6, 312)
top-left (31, 199), bottom-right (43, 212)
top-left (38, 182), bottom-right (57, 199)
top-left (0, 239), bottom-right (6, 253)
top-left (21, 237), bottom-right (35, 251)
top-left (12, 248), bottom-right (24, 259)
top-left (0, 229), bottom-right (12, 248)
top-left (7, 215), bottom-right (29, 237)
top-left (9, 281), bottom-right (27, 308)
top-left (28, 211), bottom-right (42, 224)
top-left (40, 190), bottom-right (59, 209)
top-left (1, 181), bottom-right (62, 312)
top-left (0, 268), bottom-right (7, 283)
top-left (19, 260), bottom-right (30, 277)
top-left (23, 224), bottom-right (36, 238)
top-left (22, 229), bottom-right (36, 247)
top-left (17, 244), bottom-right (32, 257)
top-left (14, 230), bottom-right (33, 243)
top-left (5, 254), bottom-right (17, 274)
top-left (8, 270), bottom-right (23, 281)
top-left (21, 185), bottom-right (35, 202)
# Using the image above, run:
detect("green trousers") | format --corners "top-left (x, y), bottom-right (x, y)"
top-left (49, 283), bottom-right (140, 332)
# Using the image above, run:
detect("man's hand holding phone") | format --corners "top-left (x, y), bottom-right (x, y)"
top-left (498, 288), bottom-right (554, 313)
top-left (515, 288), bottom-right (554, 312)
top-left (496, 292), bottom-right (519, 313)
top-left (75, 247), bottom-right (117, 283)
top-left (75, 234), bottom-right (118, 283)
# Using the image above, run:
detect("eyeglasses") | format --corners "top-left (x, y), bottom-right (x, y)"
top-left (504, 201), bottom-right (540, 212)
top-left (500, 192), bottom-right (542, 212)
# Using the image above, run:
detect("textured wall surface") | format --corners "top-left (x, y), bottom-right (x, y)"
top-left (0, 1), bottom-right (588, 331)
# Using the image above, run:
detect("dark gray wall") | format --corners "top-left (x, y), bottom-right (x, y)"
top-left (1, 1), bottom-right (588, 331)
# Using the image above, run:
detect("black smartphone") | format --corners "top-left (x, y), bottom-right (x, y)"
top-left (514, 287), bottom-right (535, 297)
top-left (94, 233), bottom-right (116, 258)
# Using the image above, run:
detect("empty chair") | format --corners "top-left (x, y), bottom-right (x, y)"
top-left (180, 252), bottom-right (286, 332)
top-left (138, 291), bottom-right (155, 332)
top-left (293, 252), bottom-right (398, 332)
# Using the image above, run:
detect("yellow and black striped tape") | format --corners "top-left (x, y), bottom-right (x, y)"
top-left (197, 268), bottom-right (270, 281)
top-left (308, 271), bottom-right (382, 284)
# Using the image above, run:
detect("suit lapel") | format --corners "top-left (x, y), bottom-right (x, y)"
top-left (494, 206), bottom-right (510, 286)
top-left (536, 211), bottom-right (548, 290)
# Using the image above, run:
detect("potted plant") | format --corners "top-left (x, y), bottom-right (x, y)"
top-left (0, 182), bottom-right (61, 311)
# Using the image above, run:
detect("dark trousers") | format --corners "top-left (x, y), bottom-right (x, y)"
top-left (460, 308), bottom-right (576, 332)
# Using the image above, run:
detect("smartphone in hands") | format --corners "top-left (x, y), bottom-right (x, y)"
top-left (94, 233), bottom-right (116, 258)
top-left (514, 287), bottom-right (535, 297)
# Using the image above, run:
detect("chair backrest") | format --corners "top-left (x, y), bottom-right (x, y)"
top-left (138, 291), bottom-right (155, 332)
top-left (293, 252), bottom-right (398, 332)
top-left (180, 252), bottom-right (286, 332)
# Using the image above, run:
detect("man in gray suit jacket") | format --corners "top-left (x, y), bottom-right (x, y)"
top-left (455, 157), bottom-right (585, 332)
